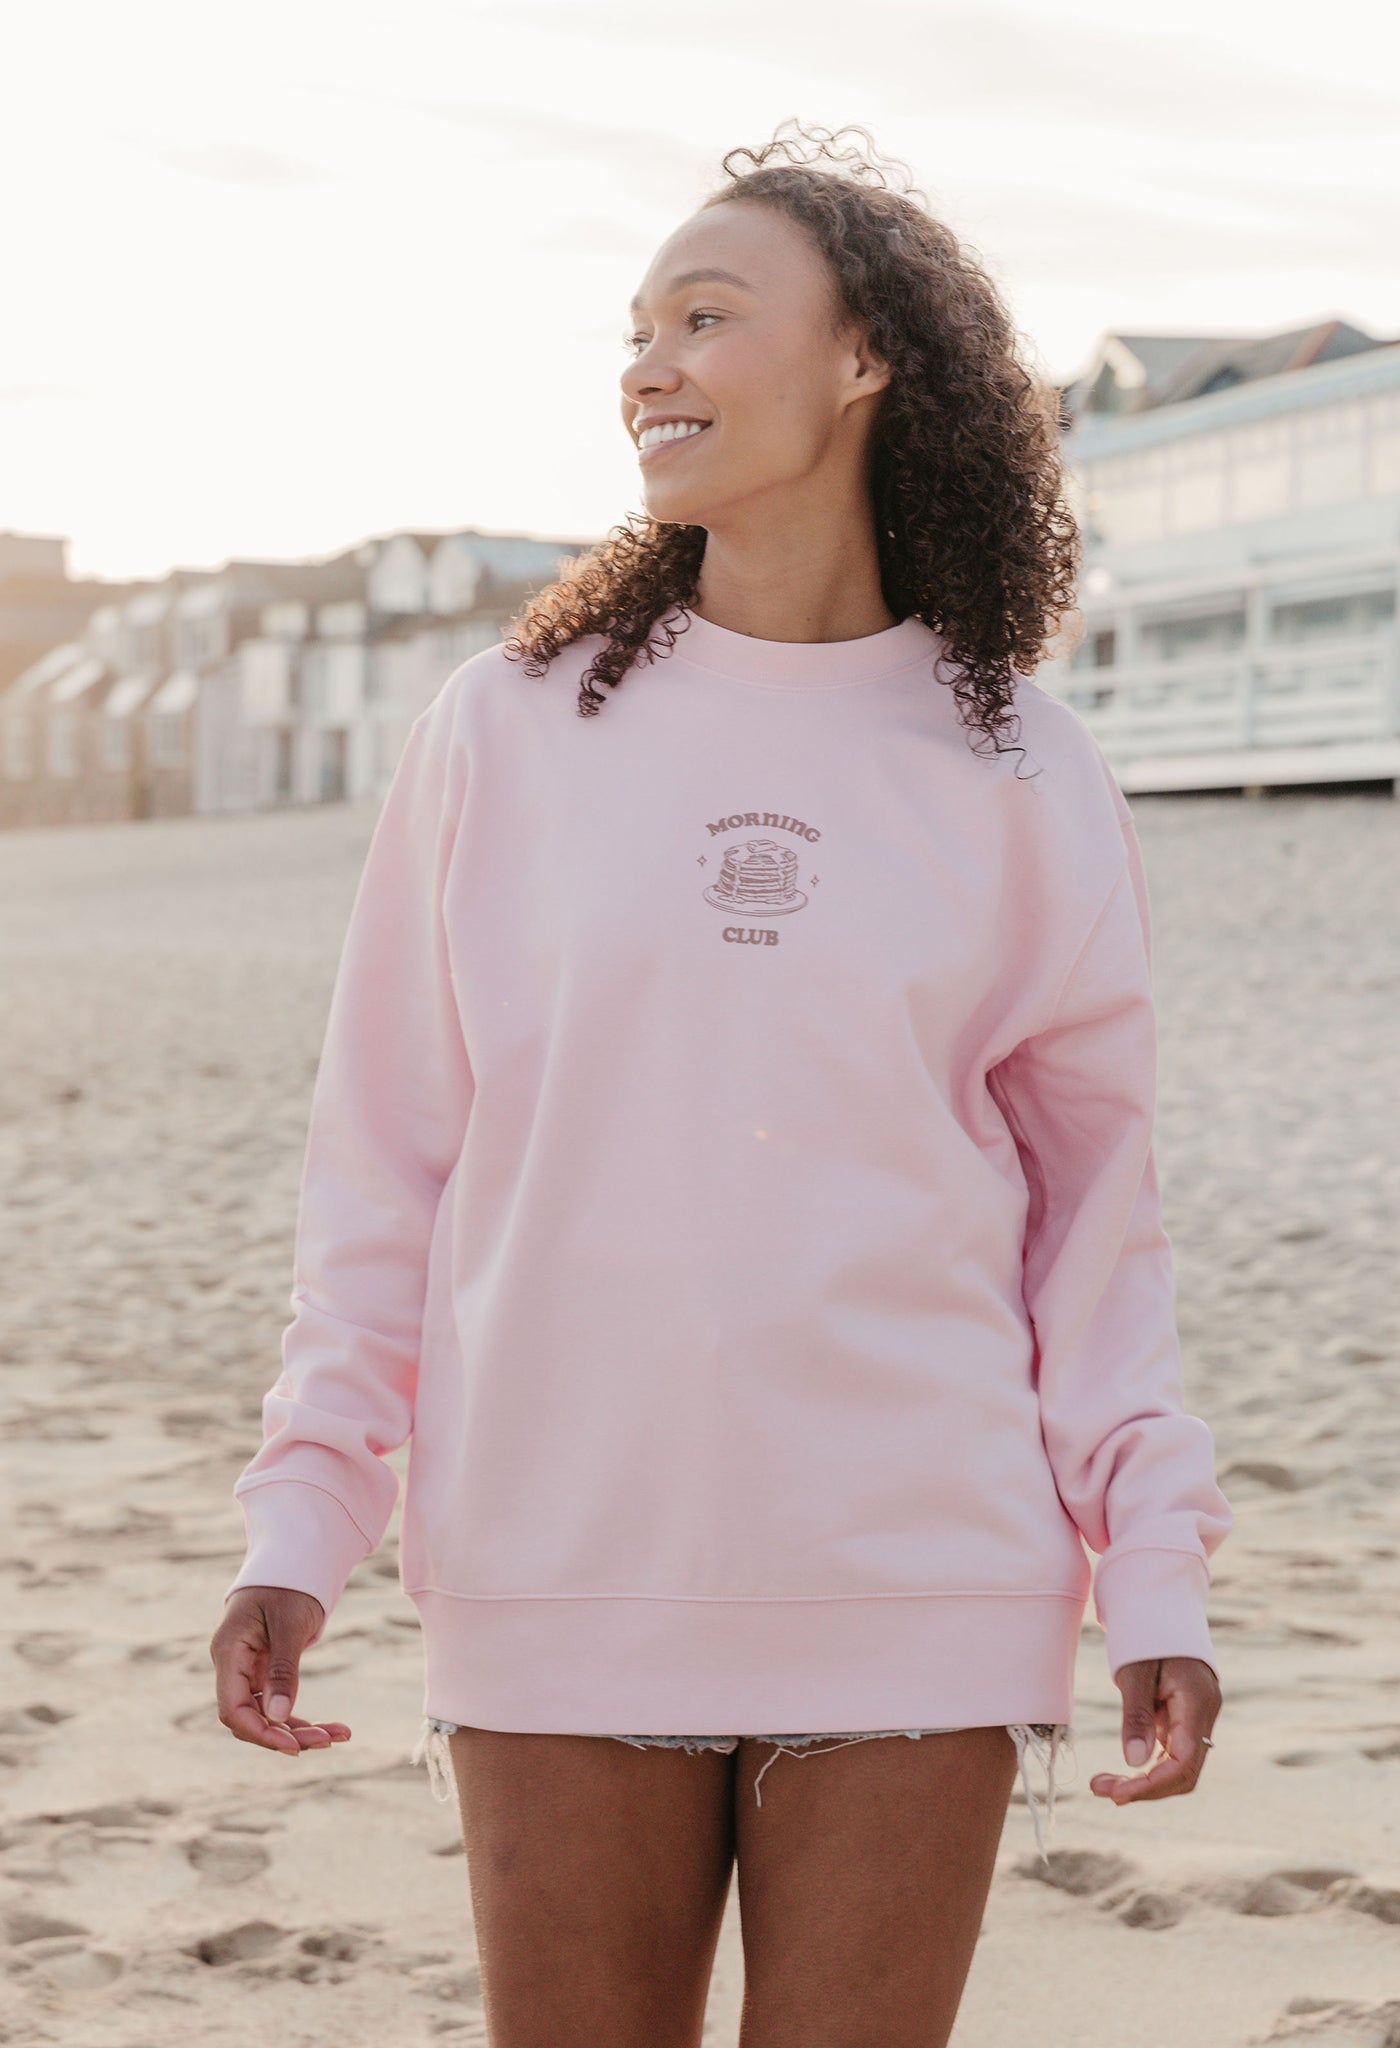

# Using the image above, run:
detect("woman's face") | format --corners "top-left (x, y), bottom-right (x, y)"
top-left (620, 200), bottom-right (888, 529)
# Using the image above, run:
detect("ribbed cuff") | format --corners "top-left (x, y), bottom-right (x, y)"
top-left (1093, 1545), bottom-right (1219, 1684)
top-left (222, 1478), bottom-right (372, 1646)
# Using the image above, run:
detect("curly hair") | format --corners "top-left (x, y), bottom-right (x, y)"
top-left (500, 118), bottom-right (1082, 760)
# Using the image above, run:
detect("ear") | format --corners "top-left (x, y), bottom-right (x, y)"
top-left (846, 327), bottom-right (893, 407)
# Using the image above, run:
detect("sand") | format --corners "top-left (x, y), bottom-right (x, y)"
top-left (1, 784), bottom-right (1398, 2047)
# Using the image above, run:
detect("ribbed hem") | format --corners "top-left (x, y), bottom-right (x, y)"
top-left (222, 1478), bottom-right (372, 1647)
top-left (1093, 1546), bottom-right (1219, 1684)
top-left (408, 1587), bottom-right (1085, 1732)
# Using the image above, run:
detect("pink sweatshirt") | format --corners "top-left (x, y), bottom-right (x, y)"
top-left (224, 604), bottom-right (1233, 1733)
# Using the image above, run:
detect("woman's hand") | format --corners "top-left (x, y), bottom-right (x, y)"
top-left (211, 1586), bottom-right (352, 1756)
top-left (1089, 1655), bottom-right (1220, 1805)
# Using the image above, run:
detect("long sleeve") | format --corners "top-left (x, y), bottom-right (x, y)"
top-left (223, 687), bottom-right (474, 1645)
top-left (986, 811), bottom-right (1233, 1684)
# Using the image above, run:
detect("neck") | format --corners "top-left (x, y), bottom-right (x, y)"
top-left (689, 509), bottom-right (897, 645)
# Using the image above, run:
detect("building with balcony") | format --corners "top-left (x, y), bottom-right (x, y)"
top-left (1042, 320), bottom-right (1400, 794)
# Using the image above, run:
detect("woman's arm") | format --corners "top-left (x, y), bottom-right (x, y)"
top-left (986, 808), bottom-right (1233, 1686)
top-left (221, 681), bottom-right (474, 1645)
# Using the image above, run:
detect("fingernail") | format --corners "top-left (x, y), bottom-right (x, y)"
top-left (267, 1694), bottom-right (291, 1724)
top-left (1125, 1737), bottom-right (1149, 1765)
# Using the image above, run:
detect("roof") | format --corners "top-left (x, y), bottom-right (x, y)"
top-left (1067, 334), bottom-right (1400, 460)
top-left (103, 674), bottom-right (158, 718)
top-left (147, 670), bottom-right (199, 713)
top-left (1155, 320), bottom-right (1382, 405)
top-left (9, 642), bottom-right (86, 695)
top-left (49, 655), bottom-right (109, 704)
top-left (1061, 317), bottom-right (1395, 427)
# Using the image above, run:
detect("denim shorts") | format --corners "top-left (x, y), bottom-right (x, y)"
top-left (411, 1716), bottom-right (1074, 1864)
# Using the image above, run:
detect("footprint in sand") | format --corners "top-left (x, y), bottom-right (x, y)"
top-left (1221, 1458), bottom-right (1312, 1491)
top-left (160, 1407), bottom-right (224, 1439)
top-left (4, 1905), bottom-right (89, 1944)
top-left (409, 1957), bottom-right (487, 2038)
top-left (1115, 1890), bottom-right (1192, 1928)
top-left (411, 1961), bottom-right (482, 1999)
top-left (1267, 1995), bottom-right (1400, 2045)
top-left (1237, 1870), bottom-right (1356, 1917)
top-left (129, 1637), bottom-right (194, 1664)
top-left (62, 1505), bottom-right (172, 1542)
top-left (1189, 1868), bottom-right (1357, 1918)
top-left (38, 1797), bottom-right (178, 1829)
top-left (3, 1904), bottom-right (128, 1996)
top-left (193, 1922), bottom-right (382, 1985)
top-left (0, 1702), bottom-right (74, 1738)
top-left (13, 1632), bottom-right (85, 1668)
top-left (182, 1919), bottom-right (288, 1967)
top-left (6, 1936), bottom-right (125, 1992)
top-left (0, 1410), bottom-right (112, 1443)
top-left (19, 1561), bottom-right (106, 1590)
top-left (1016, 1847), bottom-right (1138, 1896)
top-left (1020, 1854), bottom-right (1375, 1934)
top-left (184, 1831), bottom-right (271, 1883)
top-left (1342, 1883), bottom-right (1400, 1926)
top-left (258, 1927), bottom-right (378, 1984)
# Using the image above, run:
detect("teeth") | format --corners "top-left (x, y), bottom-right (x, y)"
top-left (640, 420), bottom-right (708, 450)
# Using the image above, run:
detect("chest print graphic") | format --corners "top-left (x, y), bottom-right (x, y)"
top-left (697, 811), bottom-right (822, 946)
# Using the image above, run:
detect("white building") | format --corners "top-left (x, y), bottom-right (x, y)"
top-left (358, 528), bottom-right (584, 797)
top-left (1041, 321), bottom-right (1400, 794)
top-left (1, 527), bottom-right (584, 826)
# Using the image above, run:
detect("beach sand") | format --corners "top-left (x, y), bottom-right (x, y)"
top-left (1, 784), bottom-right (1397, 2047)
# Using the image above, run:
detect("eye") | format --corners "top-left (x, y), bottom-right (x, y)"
top-left (622, 309), bottom-right (721, 354)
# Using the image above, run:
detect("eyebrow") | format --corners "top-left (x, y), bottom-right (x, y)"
top-left (628, 267), bottom-right (756, 321)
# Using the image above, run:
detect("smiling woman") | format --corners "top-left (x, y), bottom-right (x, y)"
top-left (215, 114), bottom-right (1231, 2048)
top-left (502, 117), bottom-right (1083, 756)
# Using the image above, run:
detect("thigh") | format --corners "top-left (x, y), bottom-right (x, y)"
top-left (733, 1726), bottom-right (1019, 2048)
top-left (447, 1726), bottom-right (737, 2048)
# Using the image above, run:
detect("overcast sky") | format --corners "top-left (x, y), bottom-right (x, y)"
top-left (3, 0), bottom-right (1397, 584)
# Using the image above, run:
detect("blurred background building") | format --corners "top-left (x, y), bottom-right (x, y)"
top-left (1042, 318), bottom-right (1400, 794)
top-left (0, 528), bottom-right (582, 830)
top-left (4, 310), bottom-right (1399, 829)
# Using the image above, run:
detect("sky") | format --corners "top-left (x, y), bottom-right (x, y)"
top-left (3, 0), bottom-right (1398, 585)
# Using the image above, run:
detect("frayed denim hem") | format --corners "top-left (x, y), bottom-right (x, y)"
top-left (411, 1716), bottom-right (1076, 1864)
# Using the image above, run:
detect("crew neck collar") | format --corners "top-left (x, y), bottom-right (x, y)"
top-left (654, 603), bottom-right (944, 688)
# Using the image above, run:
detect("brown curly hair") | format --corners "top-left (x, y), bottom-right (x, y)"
top-left (500, 118), bottom-right (1081, 761)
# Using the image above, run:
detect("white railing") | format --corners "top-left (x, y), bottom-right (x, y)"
top-left (1053, 633), bottom-right (1400, 765)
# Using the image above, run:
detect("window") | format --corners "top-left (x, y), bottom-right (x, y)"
top-left (1138, 610), bottom-right (1246, 662)
top-left (319, 729), bottom-right (348, 802)
top-left (1295, 402), bottom-right (1366, 508)
top-left (1270, 590), bottom-right (1396, 644)
top-left (149, 713), bottom-right (185, 768)
top-left (100, 719), bottom-right (132, 771)
top-left (4, 714), bottom-right (34, 779)
top-left (47, 711), bottom-right (80, 776)
top-left (273, 727), bottom-right (295, 801)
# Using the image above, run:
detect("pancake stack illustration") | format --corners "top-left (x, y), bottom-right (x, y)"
top-left (704, 837), bottom-right (808, 918)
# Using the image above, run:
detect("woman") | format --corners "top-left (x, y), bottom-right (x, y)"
top-left (213, 120), bottom-right (1232, 2046)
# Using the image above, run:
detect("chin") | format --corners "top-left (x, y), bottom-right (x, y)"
top-left (641, 487), bottom-right (714, 527)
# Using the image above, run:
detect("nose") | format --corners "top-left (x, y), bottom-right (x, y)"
top-left (621, 340), bottom-right (681, 404)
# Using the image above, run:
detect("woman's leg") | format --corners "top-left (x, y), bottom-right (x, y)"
top-left (447, 1727), bottom-right (737, 2048)
top-left (733, 1726), bottom-right (1019, 2048)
